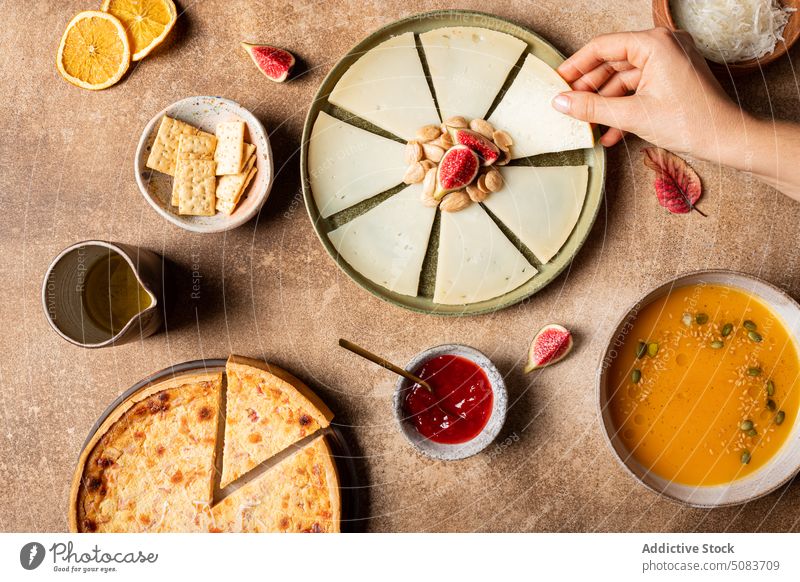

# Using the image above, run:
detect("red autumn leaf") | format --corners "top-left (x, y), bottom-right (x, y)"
top-left (642, 147), bottom-right (705, 216)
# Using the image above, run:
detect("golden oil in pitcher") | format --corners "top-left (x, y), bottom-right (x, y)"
top-left (82, 253), bottom-right (152, 335)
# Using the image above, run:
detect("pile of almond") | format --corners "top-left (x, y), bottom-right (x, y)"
top-left (403, 116), bottom-right (514, 212)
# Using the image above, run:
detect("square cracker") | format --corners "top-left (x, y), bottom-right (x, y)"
top-left (240, 149), bottom-right (256, 175)
top-left (216, 166), bottom-right (257, 215)
top-left (176, 159), bottom-right (217, 216)
top-left (215, 154), bottom-right (256, 210)
top-left (215, 174), bottom-right (248, 211)
top-left (146, 116), bottom-right (203, 176)
top-left (239, 166), bottom-right (258, 200)
top-left (240, 143), bottom-right (256, 172)
top-left (214, 121), bottom-right (245, 176)
top-left (171, 134), bottom-right (218, 205)
top-left (178, 134), bottom-right (217, 160)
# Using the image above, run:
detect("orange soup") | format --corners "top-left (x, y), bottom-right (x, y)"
top-left (608, 284), bottom-right (800, 486)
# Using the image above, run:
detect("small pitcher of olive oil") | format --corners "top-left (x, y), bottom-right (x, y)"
top-left (42, 241), bottom-right (163, 348)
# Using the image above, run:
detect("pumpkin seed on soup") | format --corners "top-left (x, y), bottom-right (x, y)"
top-left (747, 428), bottom-right (757, 437)
top-left (767, 399), bottom-right (777, 411)
top-left (743, 320), bottom-right (757, 331)
top-left (766, 380), bottom-right (775, 396)
top-left (631, 369), bottom-right (642, 384)
top-left (748, 330), bottom-right (762, 343)
top-left (747, 367), bottom-right (762, 377)
top-left (647, 342), bottom-right (659, 357)
top-left (741, 450), bottom-right (751, 464)
top-left (721, 323), bottom-right (733, 337)
top-left (635, 341), bottom-right (647, 359)
top-left (776, 411), bottom-right (786, 425)
top-left (695, 313), bottom-right (709, 325)
top-left (740, 419), bottom-right (754, 431)
top-left (711, 340), bottom-right (724, 349)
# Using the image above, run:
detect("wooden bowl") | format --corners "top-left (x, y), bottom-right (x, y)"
top-left (652, 0), bottom-right (800, 75)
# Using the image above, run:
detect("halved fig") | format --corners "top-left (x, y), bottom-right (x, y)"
top-left (449, 128), bottom-right (500, 166)
top-left (241, 42), bottom-right (295, 82)
top-left (434, 145), bottom-right (480, 201)
top-left (524, 324), bottom-right (573, 373)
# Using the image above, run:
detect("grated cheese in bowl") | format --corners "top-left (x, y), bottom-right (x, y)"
top-left (671, 0), bottom-right (796, 63)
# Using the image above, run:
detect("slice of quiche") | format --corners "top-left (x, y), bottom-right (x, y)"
top-left (72, 371), bottom-right (222, 533)
top-left (208, 435), bottom-right (340, 533)
top-left (220, 355), bottom-right (334, 488)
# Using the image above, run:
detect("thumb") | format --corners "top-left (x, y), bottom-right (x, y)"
top-left (552, 91), bottom-right (636, 130)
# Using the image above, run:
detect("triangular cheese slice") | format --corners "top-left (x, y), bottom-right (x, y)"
top-left (483, 165), bottom-right (588, 263)
top-left (420, 27), bottom-right (527, 121)
top-left (73, 372), bottom-right (223, 532)
top-left (309, 112), bottom-right (406, 218)
top-left (434, 203), bottom-right (536, 305)
top-left (328, 32), bottom-right (439, 141)
top-left (209, 436), bottom-right (340, 533)
top-left (488, 53), bottom-right (594, 158)
top-left (328, 183), bottom-right (436, 297)
top-left (220, 356), bottom-right (333, 488)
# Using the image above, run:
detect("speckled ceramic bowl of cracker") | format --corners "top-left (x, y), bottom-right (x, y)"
top-left (135, 96), bottom-right (274, 233)
top-left (392, 344), bottom-right (507, 460)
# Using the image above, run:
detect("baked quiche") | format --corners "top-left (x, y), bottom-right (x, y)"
top-left (220, 355), bottom-right (334, 488)
top-left (208, 435), bottom-right (340, 533)
top-left (70, 357), bottom-right (341, 533)
top-left (72, 372), bottom-right (223, 532)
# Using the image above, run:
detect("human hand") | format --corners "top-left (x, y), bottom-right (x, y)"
top-left (552, 28), bottom-right (746, 159)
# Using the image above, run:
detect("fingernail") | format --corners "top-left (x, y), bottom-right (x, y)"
top-left (552, 94), bottom-right (571, 113)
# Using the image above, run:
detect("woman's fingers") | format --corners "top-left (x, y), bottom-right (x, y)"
top-left (571, 61), bottom-right (635, 92)
top-left (552, 91), bottom-right (639, 130)
top-left (599, 127), bottom-right (626, 147)
top-left (571, 62), bottom-right (617, 92)
top-left (598, 68), bottom-right (642, 97)
top-left (558, 30), bottom-right (657, 81)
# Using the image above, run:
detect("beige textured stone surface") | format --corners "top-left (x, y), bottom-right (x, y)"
top-left (2, 0), bottom-right (800, 532)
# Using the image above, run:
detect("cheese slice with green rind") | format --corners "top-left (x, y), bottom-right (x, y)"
top-left (328, 183), bottom-right (436, 297)
top-left (488, 53), bottom-right (594, 158)
top-left (420, 27), bottom-right (527, 121)
top-left (483, 165), bottom-right (589, 264)
top-left (309, 112), bottom-right (406, 218)
top-left (328, 32), bottom-right (440, 141)
top-left (434, 203), bottom-right (536, 305)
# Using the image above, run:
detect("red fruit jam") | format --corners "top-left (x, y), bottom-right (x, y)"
top-left (403, 354), bottom-right (493, 444)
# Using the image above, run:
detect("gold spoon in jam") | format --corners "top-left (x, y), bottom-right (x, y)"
top-left (338, 339), bottom-right (434, 393)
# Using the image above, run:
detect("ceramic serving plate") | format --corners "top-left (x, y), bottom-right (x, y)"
top-left (135, 96), bottom-right (274, 233)
top-left (597, 270), bottom-right (800, 507)
top-left (300, 10), bottom-right (606, 316)
top-left (73, 359), bottom-right (363, 531)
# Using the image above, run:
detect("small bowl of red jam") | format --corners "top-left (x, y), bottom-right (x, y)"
top-left (393, 344), bottom-right (507, 460)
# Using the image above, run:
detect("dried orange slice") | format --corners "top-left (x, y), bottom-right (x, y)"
top-left (57, 11), bottom-right (131, 91)
top-left (101, 0), bottom-right (177, 61)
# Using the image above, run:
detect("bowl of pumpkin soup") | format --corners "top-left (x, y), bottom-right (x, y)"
top-left (597, 270), bottom-right (800, 506)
